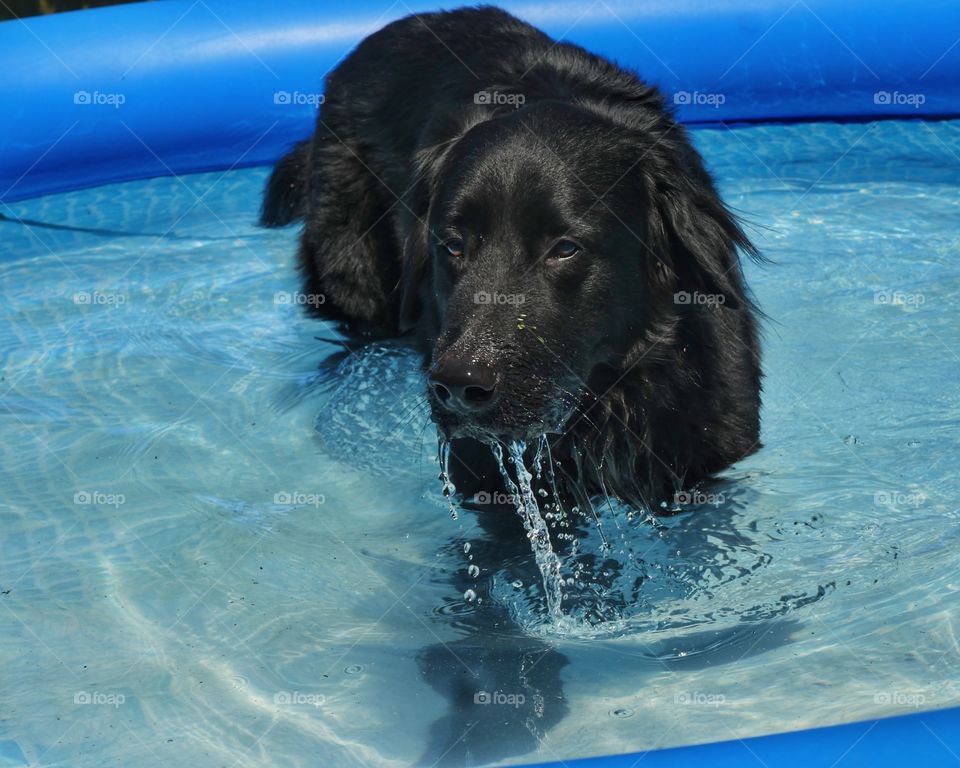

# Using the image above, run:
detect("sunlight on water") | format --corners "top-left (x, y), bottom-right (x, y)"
top-left (2, 120), bottom-right (960, 767)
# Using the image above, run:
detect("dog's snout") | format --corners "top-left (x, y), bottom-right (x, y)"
top-left (429, 355), bottom-right (497, 413)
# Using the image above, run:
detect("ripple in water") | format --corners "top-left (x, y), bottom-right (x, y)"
top-left (439, 435), bottom-right (833, 639)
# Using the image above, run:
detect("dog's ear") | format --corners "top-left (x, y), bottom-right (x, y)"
top-left (643, 154), bottom-right (757, 311)
top-left (399, 215), bottom-right (432, 333)
top-left (397, 140), bottom-right (448, 334)
top-left (398, 116), bottom-right (480, 333)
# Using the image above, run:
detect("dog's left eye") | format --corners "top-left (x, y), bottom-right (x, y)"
top-left (547, 239), bottom-right (581, 262)
top-left (444, 238), bottom-right (465, 258)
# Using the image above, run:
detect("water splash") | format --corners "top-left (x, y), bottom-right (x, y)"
top-left (491, 440), bottom-right (568, 625)
top-left (532, 435), bottom-right (599, 550)
top-left (439, 436), bottom-right (802, 638)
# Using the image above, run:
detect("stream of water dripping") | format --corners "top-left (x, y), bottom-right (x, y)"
top-left (491, 440), bottom-right (568, 625)
top-left (438, 440), bottom-right (458, 520)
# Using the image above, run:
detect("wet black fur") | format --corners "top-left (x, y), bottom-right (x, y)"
top-left (260, 6), bottom-right (762, 510)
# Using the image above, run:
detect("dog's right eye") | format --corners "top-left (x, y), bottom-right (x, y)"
top-left (444, 238), bottom-right (465, 258)
top-left (546, 239), bottom-right (582, 263)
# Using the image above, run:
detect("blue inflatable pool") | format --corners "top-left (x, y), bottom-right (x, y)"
top-left (2, 2), bottom-right (959, 767)
top-left (3, 0), bottom-right (960, 203)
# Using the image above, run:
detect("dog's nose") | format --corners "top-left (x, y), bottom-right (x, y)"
top-left (429, 355), bottom-right (497, 412)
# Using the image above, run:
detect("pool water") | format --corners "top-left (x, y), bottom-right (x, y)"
top-left (2, 119), bottom-right (959, 767)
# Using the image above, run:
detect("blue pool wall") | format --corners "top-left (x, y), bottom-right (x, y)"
top-left (2, 0), bottom-right (960, 203)
top-left (2, 1), bottom-right (960, 765)
top-left (533, 706), bottom-right (960, 767)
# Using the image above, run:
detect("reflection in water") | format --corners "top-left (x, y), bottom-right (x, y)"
top-left (417, 510), bottom-right (569, 766)
top-left (417, 633), bottom-right (568, 767)
top-left (415, 507), bottom-right (803, 766)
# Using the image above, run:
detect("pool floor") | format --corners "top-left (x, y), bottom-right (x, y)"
top-left (1, 119), bottom-right (959, 766)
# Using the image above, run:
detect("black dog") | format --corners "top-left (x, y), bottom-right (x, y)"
top-left (261, 6), bottom-right (762, 511)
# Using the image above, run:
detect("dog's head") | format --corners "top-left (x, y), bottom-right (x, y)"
top-left (401, 100), bottom-right (752, 443)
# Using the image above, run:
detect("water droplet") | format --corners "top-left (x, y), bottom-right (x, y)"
top-left (467, 564), bottom-right (480, 578)
top-left (512, 580), bottom-right (523, 589)
top-left (610, 707), bottom-right (634, 719)
top-left (537, 488), bottom-right (548, 497)
top-left (344, 664), bottom-right (363, 675)
top-left (463, 542), bottom-right (471, 554)
top-left (463, 589), bottom-right (477, 602)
